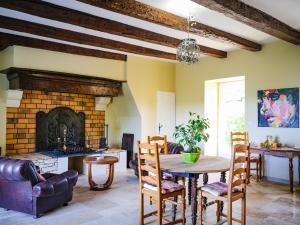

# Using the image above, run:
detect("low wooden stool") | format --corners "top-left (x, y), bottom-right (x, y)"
top-left (83, 156), bottom-right (118, 191)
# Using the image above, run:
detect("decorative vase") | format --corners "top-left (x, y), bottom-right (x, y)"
top-left (181, 152), bottom-right (200, 164)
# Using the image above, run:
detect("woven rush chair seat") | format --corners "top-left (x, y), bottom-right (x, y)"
top-left (201, 182), bottom-right (241, 196)
top-left (143, 180), bottom-right (185, 194)
top-left (250, 156), bottom-right (259, 161)
top-left (162, 172), bottom-right (174, 180)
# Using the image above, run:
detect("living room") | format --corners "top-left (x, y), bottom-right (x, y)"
top-left (0, 1), bottom-right (300, 225)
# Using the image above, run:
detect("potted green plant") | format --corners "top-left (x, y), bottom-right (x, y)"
top-left (174, 112), bottom-right (209, 163)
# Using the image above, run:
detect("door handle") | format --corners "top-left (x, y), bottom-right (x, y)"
top-left (158, 123), bottom-right (163, 134)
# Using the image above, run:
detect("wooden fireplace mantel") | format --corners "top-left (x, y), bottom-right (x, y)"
top-left (1, 67), bottom-right (125, 96)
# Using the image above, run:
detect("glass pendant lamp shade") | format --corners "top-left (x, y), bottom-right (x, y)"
top-left (176, 38), bottom-right (201, 64)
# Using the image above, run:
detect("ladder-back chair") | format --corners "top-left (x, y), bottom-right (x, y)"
top-left (198, 144), bottom-right (249, 225)
top-left (147, 135), bottom-right (168, 155)
top-left (137, 141), bottom-right (186, 225)
top-left (231, 132), bottom-right (261, 182)
top-left (147, 135), bottom-right (185, 213)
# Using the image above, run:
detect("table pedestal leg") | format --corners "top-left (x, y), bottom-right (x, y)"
top-left (220, 172), bottom-right (226, 212)
top-left (298, 156), bottom-right (300, 186)
top-left (191, 177), bottom-right (199, 225)
top-left (188, 178), bottom-right (192, 205)
top-left (203, 173), bottom-right (208, 209)
top-left (289, 158), bottom-right (294, 193)
top-left (172, 177), bottom-right (178, 221)
top-left (88, 164), bottom-right (115, 191)
top-left (259, 154), bottom-right (263, 180)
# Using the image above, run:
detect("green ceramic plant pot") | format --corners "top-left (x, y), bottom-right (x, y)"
top-left (181, 152), bottom-right (200, 164)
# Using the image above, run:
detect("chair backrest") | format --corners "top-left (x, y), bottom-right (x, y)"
top-left (147, 135), bottom-right (168, 155)
top-left (228, 144), bottom-right (249, 197)
top-left (137, 141), bottom-right (161, 192)
top-left (231, 132), bottom-right (249, 148)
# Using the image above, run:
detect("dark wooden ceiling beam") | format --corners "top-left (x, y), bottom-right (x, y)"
top-left (0, 32), bottom-right (127, 61)
top-left (191, 0), bottom-right (300, 45)
top-left (0, 43), bottom-right (8, 51)
top-left (0, 0), bottom-right (226, 58)
top-left (78, 0), bottom-right (261, 51)
top-left (0, 16), bottom-right (176, 60)
top-left (2, 67), bottom-right (124, 96)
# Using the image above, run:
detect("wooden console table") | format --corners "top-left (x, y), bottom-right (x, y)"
top-left (250, 147), bottom-right (300, 193)
top-left (83, 156), bottom-right (118, 191)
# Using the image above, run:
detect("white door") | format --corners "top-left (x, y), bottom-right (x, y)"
top-left (157, 91), bottom-right (176, 142)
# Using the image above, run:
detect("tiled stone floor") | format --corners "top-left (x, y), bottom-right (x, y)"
top-left (0, 170), bottom-right (300, 225)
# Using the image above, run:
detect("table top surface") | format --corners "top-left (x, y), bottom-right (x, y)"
top-left (250, 147), bottom-right (300, 153)
top-left (158, 155), bottom-right (231, 174)
top-left (83, 156), bottom-right (118, 164)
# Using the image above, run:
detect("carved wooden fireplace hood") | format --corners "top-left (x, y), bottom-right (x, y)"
top-left (2, 67), bottom-right (124, 96)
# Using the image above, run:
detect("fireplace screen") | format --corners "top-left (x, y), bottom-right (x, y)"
top-left (36, 107), bottom-right (85, 152)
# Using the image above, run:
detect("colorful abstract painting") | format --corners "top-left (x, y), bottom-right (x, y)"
top-left (258, 88), bottom-right (299, 128)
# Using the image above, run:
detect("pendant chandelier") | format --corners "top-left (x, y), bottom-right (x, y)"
top-left (176, 16), bottom-right (201, 64)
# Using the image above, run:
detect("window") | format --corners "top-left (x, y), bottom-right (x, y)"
top-left (205, 76), bottom-right (245, 158)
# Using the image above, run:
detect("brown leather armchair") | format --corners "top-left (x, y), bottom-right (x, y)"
top-left (0, 158), bottom-right (78, 218)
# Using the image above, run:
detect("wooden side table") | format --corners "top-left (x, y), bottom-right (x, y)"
top-left (83, 156), bottom-right (118, 191)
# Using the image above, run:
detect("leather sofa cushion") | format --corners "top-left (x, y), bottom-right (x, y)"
top-left (33, 174), bottom-right (68, 197)
top-left (33, 181), bottom-right (55, 197)
top-left (61, 170), bottom-right (78, 187)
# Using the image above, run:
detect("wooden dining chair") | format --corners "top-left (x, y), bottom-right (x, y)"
top-left (147, 135), bottom-right (185, 213)
top-left (198, 144), bottom-right (249, 225)
top-left (147, 135), bottom-right (178, 179)
top-left (147, 135), bottom-right (168, 155)
top-left (231, 132), bottom-right (261, 182)
top-left (137, 141), bottom-right (186, 225)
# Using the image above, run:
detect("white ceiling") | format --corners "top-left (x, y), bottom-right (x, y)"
top-left (242, 0), bottom-right (300, 29)
top-left (1, 0), bottom-right (299, 60)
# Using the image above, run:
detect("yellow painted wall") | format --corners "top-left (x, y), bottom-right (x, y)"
top-left (0, 46), bottom-right (14, 70)
top-left (13, 46), bottom-right (126, 80)
top-left (106, 83), bottom-right (141, 151)
top-left (106, 56), bottom-right (176, 149)
top-left (0, 47), bottom-right (12, 155)
top-left (176, 40), bottom-right (300, 182)
top-left (126, 55), bottom-right (175, 140)
top-left (0, 46), bottom-right (176, 154)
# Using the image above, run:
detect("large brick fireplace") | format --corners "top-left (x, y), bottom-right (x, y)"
top-left (6, 90), bottom-right (105, 155)
top-left (2, 67), bottom-right (125, 174)
top-left (3, 67), bottom-right (123, 157)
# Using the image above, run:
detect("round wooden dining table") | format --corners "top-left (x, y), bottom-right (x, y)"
top-left (159, 154), bottom-right (231, 225)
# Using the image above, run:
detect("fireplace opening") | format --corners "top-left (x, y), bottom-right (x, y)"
top-left (36, 106), bottom-right (94, 157)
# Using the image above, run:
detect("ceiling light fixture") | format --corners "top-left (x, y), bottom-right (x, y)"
top-left (176, 16), bottom-right (201, 64)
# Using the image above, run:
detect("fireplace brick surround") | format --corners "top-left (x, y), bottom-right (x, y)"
top-left (6, 90), bottom-right (105, 155)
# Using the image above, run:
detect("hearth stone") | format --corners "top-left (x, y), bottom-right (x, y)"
top-left (9, 149), bottom-right (127, 176)
top-left (10, 153), bottom-right (59, 173)
top-left (42, 148), bottom-right (101, 158)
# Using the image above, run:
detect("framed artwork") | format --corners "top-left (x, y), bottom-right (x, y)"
top-left (258, 87), bottom-right (299, 128)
